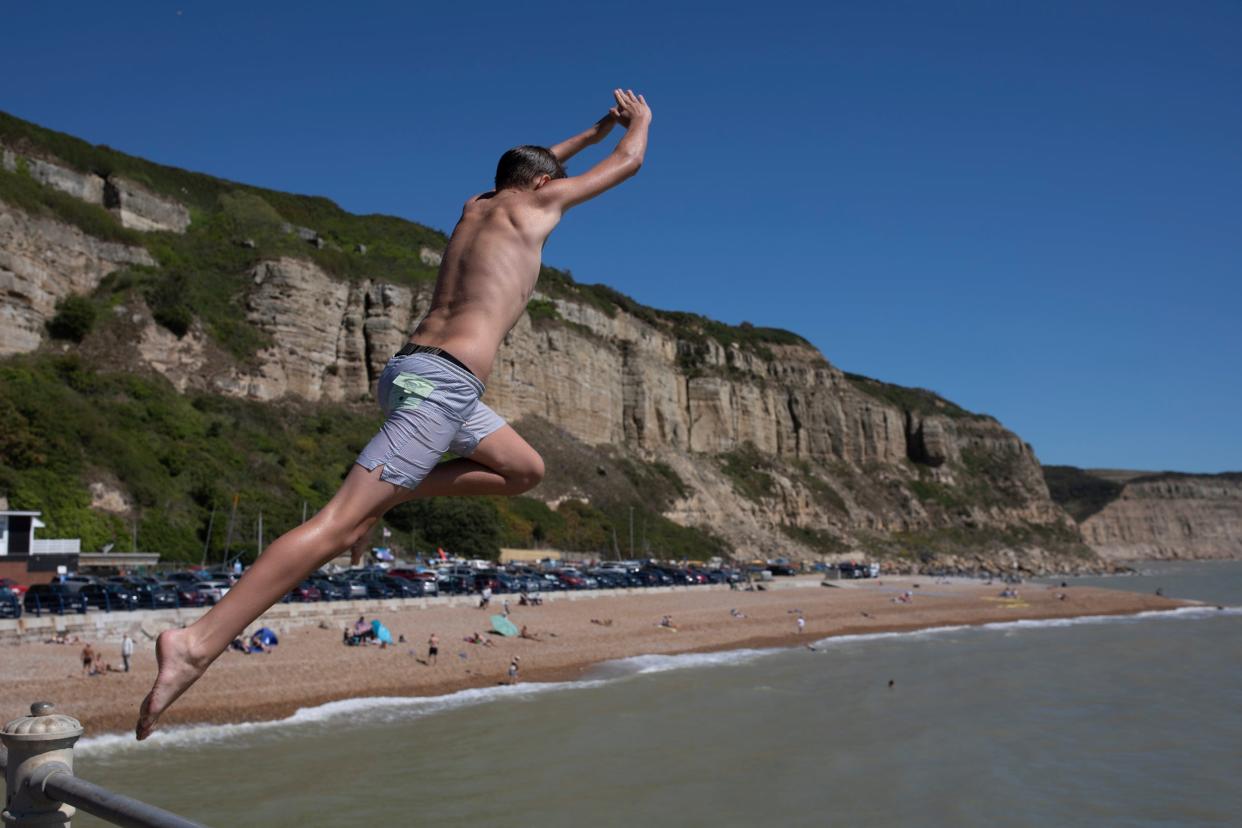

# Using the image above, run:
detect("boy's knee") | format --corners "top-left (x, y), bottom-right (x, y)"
top-left (510, 452), bottom-right (545, 492)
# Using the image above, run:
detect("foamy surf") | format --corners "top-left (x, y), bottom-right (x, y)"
top-left (809, 604), bottom-right (1241, 649)
top-left (587, 647), bottom-right (783, 679)
top-left (76, 678), bottom-right (604, 757)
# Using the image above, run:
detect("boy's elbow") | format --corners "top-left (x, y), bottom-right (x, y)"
top-left (620, 153), bottom-right (644, 177)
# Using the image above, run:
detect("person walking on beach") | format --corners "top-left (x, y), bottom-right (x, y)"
top-left (121, 634), bottom-right (134, 673)
top-left (796, 615), bottom-right (805, 634)
top-left (508, 656), bottom-right (521, 685)
top-left (136, 89), bottom-right (652, 740)
top-left (428, 632), bottom-right (439, 666)
top-left (81, 643), bottom-right (95, 677)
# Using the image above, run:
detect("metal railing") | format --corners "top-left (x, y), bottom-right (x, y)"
top-left (1, 702), bottom-right (207, 827)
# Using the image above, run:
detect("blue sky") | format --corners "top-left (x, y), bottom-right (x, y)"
top-left (3, 1), bottom-right (1239, 472)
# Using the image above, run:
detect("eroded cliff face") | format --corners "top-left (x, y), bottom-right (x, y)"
top-left (0, 203), bottom-right (154, 355)
top-left (1081, 474), bottom-right (1242, 560)
top-left (114, 255), bottom-right (1063, 556)
top-left (0, 161), bottom-right (1078, 560)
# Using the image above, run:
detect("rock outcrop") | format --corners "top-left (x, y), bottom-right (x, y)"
top-left (0, 202), bottom-right (154, 355)
top-left (2, 146), bottom-right (190, 234)
top-left (103, 177), bottom-right (191, 233)
top-left (227, 258), bottom-right (418, 402)
top-left (1079, 472), bottom-right (1242, 560)
top-left (2, 149), bottom-right (105, 203)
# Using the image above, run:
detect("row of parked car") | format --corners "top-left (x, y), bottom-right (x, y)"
top-left (1, 570), bottom-right (246, 617)
top-left (430, 562), bottom-right (743, 595)
top-left (0, 561), bottom-right (745, 618)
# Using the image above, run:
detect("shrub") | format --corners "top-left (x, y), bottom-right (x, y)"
top-left (46, 295), bottom-right (96, 342)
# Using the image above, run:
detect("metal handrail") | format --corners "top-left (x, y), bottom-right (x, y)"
top-left (2, 702), bottom-right (210, 827)
top-left (34, 762), bottom-right (206, 828)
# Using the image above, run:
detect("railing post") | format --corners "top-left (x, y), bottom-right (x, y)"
top-left (2, 702), bottom-right (84, 827)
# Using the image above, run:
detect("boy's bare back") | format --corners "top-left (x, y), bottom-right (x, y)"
top-left (411, 89), bottom-right (652, 381)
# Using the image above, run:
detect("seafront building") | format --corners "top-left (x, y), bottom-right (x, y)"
top-left (0, 510), bottom-right (80, 584)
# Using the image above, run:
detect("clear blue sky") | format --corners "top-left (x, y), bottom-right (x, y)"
top-left (3, 1), bottom-right (1239, 473)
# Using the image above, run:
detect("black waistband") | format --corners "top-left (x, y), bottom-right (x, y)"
top-left (394, 343), bottom-right (476, 377)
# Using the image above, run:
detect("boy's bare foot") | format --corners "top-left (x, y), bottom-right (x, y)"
top-left (135, 628), bottom-right (211, 740)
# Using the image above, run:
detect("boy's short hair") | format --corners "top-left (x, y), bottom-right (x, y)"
top-left (495, 146), bottom-right (567, 190)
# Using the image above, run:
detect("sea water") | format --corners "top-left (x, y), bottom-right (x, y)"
top-left (68, 562), bottom-right (1242, 827)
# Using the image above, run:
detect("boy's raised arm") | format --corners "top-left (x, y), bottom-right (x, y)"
top-left (549, 113), bottom-right (617, 163)
top-left (539, 89), bottom-right (651, 213)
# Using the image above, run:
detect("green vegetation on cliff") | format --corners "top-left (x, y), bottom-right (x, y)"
top-left (0, 355), bottom-right (726, 562)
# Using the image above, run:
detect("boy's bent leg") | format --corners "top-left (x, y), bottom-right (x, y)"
top-left (402, 425), bottom-right (544, 497)
top-left (136, 464), bottom-right (412, 740)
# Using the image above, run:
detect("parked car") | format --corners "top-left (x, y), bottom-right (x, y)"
top-left (57, 574), bottom-right (98, 594)
top-left (439, 574), bottom-right (472, 595)
top-left (0, 577), bottom-right (29, 596)
top-left (78, 583), bottom-right (139, 611)
top-left (129, 584), bottom-right (178, 610)
top-left (380, 576), bottom-right (423, 598)
top-left (198, 580), bottom-right (233, 603)
top-left (836, 562), bottom-right (879, 579)
top-left (160, 582), bottom-right (208, 607)
top-left (329, 576), bottom-right (368, 600)
top-left (23, 583), bottom-right (88, 615)
top-left (309, 578), bottom-right (349, 601)
top-left (389, 568), bottom-right (434, 582)
top-left (0, 587), bottom-right (22, 618)
top-left (287, 581), bottom-right (323, 602)
top-left (359, 580), bottom-right (396, 599)
top-left (164, 571), bottom-right (211, 585)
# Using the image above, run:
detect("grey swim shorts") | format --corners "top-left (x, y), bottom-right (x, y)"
top-left (355, 351), bottom-right (507, 490)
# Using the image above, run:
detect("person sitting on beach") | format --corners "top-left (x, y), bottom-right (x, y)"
top-left (730, 608), bottom-right (746, 619)
top-left (353, 616), bottom-right (370, 637)
top-left (519, 591), bottom-right (529, 606)
top-left (519, 625), bottom-right (539, 641)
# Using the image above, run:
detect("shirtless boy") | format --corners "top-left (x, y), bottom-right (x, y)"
top-left (135, 90), bottom-right (651, 739)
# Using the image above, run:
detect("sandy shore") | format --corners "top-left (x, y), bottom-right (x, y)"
top-left (1, 578), bottom-right (1188, 736)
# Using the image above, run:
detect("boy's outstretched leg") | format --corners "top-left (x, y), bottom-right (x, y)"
top-left (136, 464), bottom-right (411, 740)
top-left (135, 427), bottom-right (543, 739)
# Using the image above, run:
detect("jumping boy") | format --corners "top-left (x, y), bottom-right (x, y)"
top-left (136, 89), bottom-right (652, 739)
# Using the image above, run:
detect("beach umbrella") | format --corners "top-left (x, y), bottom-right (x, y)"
top-left (490, 615), bottom-right (519, 637)
top-left (371, 619), bottom-right (394, 645)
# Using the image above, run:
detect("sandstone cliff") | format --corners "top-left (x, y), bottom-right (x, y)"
top-left (0, 113), bottom-right (1094, 567)
top-left (0, 205), bottom-right (153, 354)
top-left (1047, 468), bottom-right (1242, 561)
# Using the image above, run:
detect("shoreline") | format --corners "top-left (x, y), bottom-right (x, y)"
top-left (2, 578), bottom-right (1193, 738)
